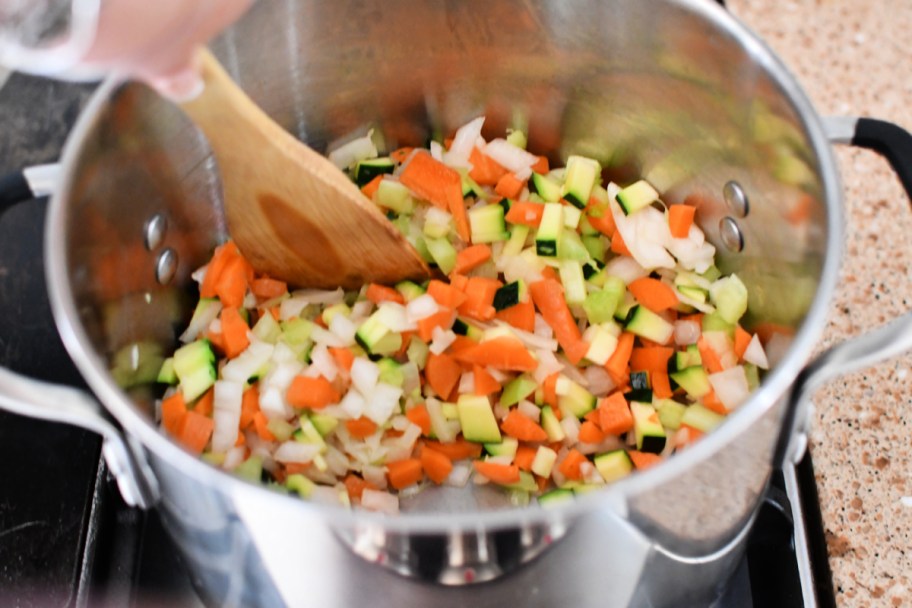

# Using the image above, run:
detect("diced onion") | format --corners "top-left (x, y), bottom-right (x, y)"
top-left (211, 380), bottom-right (244, 453)
top-left (222, 340), bottom-right (274, 383)
top-left (483, 138), bottom-right (539, 174)
top-left (351, 358), bottom-right (380, 396)
top-left (329, 314), bottom-right (358, 345)
top-left (743, 334), bottom-right (770, 369)
top-left (444, 463), bottom-right (472, 487)
top-left (429, 327), bottom-right (457, 355)
top-left (363, 383), bottom-right (402, 425)
top-left (673, 320), bottom-right (702, 346)
top-left (406, 294), bottom-right (439, 323)
top-left (583, 365), bottom-right (616, 396)
top-left (604, 256), bottom-right (649, 285)
top-left (708, 366), bottom-right (750, 411)
top-left (327, 130), bottom-right (377, 170)
top-left (274, 441), bottom-right (321, 464)
top-left (443, 116), bottom-right (485, 169)
top-left (361, 489), bottom-right (399, 515)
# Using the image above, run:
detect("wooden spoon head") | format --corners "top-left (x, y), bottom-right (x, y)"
top-left (182, 48), bottom-right (430, 290)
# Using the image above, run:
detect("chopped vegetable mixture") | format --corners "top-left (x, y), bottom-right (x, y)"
top-left (156, 117), bottom-right (771, 514)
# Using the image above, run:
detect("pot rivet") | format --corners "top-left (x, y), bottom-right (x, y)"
top-left (722, 181), bottom-right (749, 217)
top-left (155, 248), bottom-right (178, 285)
top-left (144, 214), bottom-right (168, 251)
top-left (719, 217), bottom-right (744, 252)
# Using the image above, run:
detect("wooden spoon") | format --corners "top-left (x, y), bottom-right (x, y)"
top-left (178, 48), bottom-right (430, 289)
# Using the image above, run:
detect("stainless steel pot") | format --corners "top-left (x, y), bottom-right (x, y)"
top-left (3, 1), bottom-right (912, 606)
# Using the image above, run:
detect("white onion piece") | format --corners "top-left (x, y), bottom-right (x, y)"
top-left (274, 441), bottom-right (321, 464)
top-left (327, 130), bottom-right (377, 170)
top-left (429, 140), bottom-right (445, 161)
top-left (444, 463), bottom-right (472, 487)
top-left (222, 340), bottom-right (274, 383)
top-left (179, 300), bottom-right (222, 343)
top-left (429, 327), bottom-right (457, 355)
top-left (191, 264), bottom-right (207, 286)
top-left (583, 365), bottom-right (616, 396)
top-left (351, 358), bottom-right (380, 396)
top-left (493, 321), bottom-right (558, 351)
top-left (426, 398), bottom-right (458, 442)
top-left (211, 380), bottom-right (244, 453)
top-left (674, 320), bottom-right (702, 346)
top-left (482, 138), bottom-right (539, 174)
top-left (363, 383), bottom-right (402, 425)
top-left (290, 288), bottom-right (346, 306)
top-left (361, 466), bottom-right (388, 490)
top-left (304, 344), bottom-right (339, 381)
top-left (532, 348), bottom-right (563, 383)
top-left (329, 314), bottom-right (358, 345)
top-left (458, 371), bottom-right (475, 395)
top-left (376, 302), bottom-right (415, 333)
top-left (533, 313), bottom-right (554, 340)
top-left (361, 488), bottom-right (399, 515)
top-left (743, 334), bottom-right (770, 369)
top-left (338, 389), bottom-right (366, 419)
top-left (560, 415), bottom-right (581, 445)
top-left (518, 399), bottom-right (541, 422)
top-left (258, 385), bottom-right (292, 420)
top-left (674, 288), bottom-right (716, 314)
top-left (604, 256), bottom-right (649, 285)
top-left (611, 201), bottom-right (676, 270)
top-left (764, 332), bottom-right (793, 368)
top-left (223, 446), bottom-right (246, 471)
top-left (406, 294), bottom-right (439, 323)
top-left (270, 341), bottom-right (299, 365)
top-left (443, 116), bottom-right (485, 169)
top-left (309, 325), bottom-right (348, 348)
top-left (350, 300), bottom-right (374, 321)
top-left (279, 297), bottom-right (309, 321)
top-left (708, 366), bottom-right (750, 411)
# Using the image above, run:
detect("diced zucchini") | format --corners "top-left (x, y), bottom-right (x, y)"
top-left (625, 305), bottom-right (674, 344)
top-left (615, 179), bottom-right (659, 215)
top-left (562, 205), bottom-right (583, 230)
top-left (460, 172), bottom-right (487, 199)
top-left (670, 365), bottom-right (712, 399)
top-left (675, 344), bottom-right (702, 369)
top-left (654, 398), bottom-right (687, 430)
top-left (506, 128), bottom-right (528, 150)
top-left (556, 377), bottom-right (597, 418)
top-left (583, 323), bottom-right (620, 365)
top-left (681, 403), bottom-right (726, 433)
top-left (376, 178), bottom-right (416, 214)
top-left (395, 280), bottom-right (425, 302)
top-left (157, 357), bottom-right (177, 385)
top-left (355, 311), bottom-right (402, 356)
top-left (493, 280), bottom-right (527, 311)
top-left (709, 273), bottom-right (749, 324)
top-left (583, 277), bottom-right (625, 324)
top-left (538, 488), bottom-right (574, 508)
top-left (501, 375), bottom-right (538, 408)
top-left (561, 155), bottom-right (601, 209)
top-left (594, 449), bottom-right (634, 483)
top-left (540, 405), bottom-right (566, 442)
top-left (582, 234), bottom-right (605, 262)
top-left (457, 394), bottom-right (502, 443)
top-left (558, 228), bottom-right (590, 262)
top-left (286, 473), bottom-right (315, 498)
top-left (485, 437), bottom-right (519, 459)
top-left (234, 455), bottom-right (263, 482)
top-left (377, 357), bottom-right (404, 387)
top-left (630, 401), bottom-right (666, 454)
top-left (503, 224), bottom-right (530, 257)
top-left (468, 204), bottom-right (510, 243)
top-left (425, 236), bottom-right (458, 273)
top-left (558, 260), bottom-right (587, 305)
top-left (281, 318), bottom-right (314, 345)
top-left (310, 413), bottom-right (339, 437)
top-left (531, 445), bottom-right (558, 478)
top-left (614, 290), bottom-right (638, 322)
top-left (529, 172), bottom-right (562, 202)
top-left (354, 157), bottom-right (395, 186)
top-left (423, 207), bottom-right (453, 239)
top-left (252, 311), bottom-right (282, 344)
top-left (535, 203), bottom-right (563, 257)
top-left (173, 339), bottom-right (216, 401)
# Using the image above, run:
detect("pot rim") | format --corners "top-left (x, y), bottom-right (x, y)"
top-left (45, 0), bottom-right (843, 534)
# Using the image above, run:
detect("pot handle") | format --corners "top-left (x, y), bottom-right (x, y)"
top-left (0, 367), bottom-right (158, 508)
top-left (0, 163), bottom-right (60, 212)
top-left (775, 116), bottom-right (912, 467)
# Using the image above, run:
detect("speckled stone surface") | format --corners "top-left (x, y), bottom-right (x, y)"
top-left (729, 1), bottom-right (912, 606)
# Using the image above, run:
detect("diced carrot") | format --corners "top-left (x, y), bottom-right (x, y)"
top-left (457, 276), bottom-right (502, 321)
top-left (452, 336), bottom-right (537, 372)
top-left (406, 404), bottom-right (432, 435)
top-left (446, 335), bottom-right (478, 356)
top-left (390, 147), bottom-right (414, 163)
top-left (495, 300), bottom-right (536, 332)
top-left (200, 241), bottom-right (239, 299)
top-left (583, 409), bottom-right (601, 425)
top-left (514, 445), bottom-right (537, 471)
top-left (423, 437), bottom-right (483, 461)
top-left (343, 474), bottom-right (378, 502)
top-left (605, 332), bottom-right (636, 384)
top-left (598, 392), bottom-right (634, 436)
top-left (578, 420), bottom-right (605, 444)
top-left (239, 387), bottom-right (260, 430)
top-left (220, 307), bottom-right (251, 359)
top-left (399, 150), bottom-right (458, 210)
top-left (454, 244), bottom-right (493, 275)
top-left (448, 273), bottom-right (469, 292)
top-left (628, 450), bottom-right (664, 470)
top-left (494, 172), bottom-right (526, 200)
top-left (161, 392), bottom-right (188, 437)
top-left (285, 462), bottom-right (311, 476)
top-left (586, 198), bottom-right (617, 237)
top-left (420, 446), bottom-right (454, 484)
top-left (651, 371), bottom-right (673, 399)
top-left (628, 277), bottom-right (678, 313)
top-left (177, 410), bottom-right (214, 455)
top-left (473, 364), bottom-right (502, 396)
top-left (206, 330), bottom-right (226, 356)
top-left (679, 423), bottom-right (706, 446)
top-left (360, 174), bottom-right (383, 200)
top-left (541, 372), bottom-right (560, 408)
top-left (253, 411), bottom-right (276, 441)
top-left (328, 346), bottom-right (355, 372)
top-left (468, 147), bottom-right (509, 186)
top-left (214, 254), bottom-right (251, 308)
top-left (500, 409), bottom-right (548, 442)
top-left (668, 204), bottom-right (696, 238)
top-left (557, 449), bottom-right (587, 481)
top-left (752, 322), bottom-right (795, 344)
top-left (696, 335), bottom-right (724, 374)
top-left (630, 346), bottom-right (675, 373)
top-left (366, 283), bottom-right (406, 305)
top-left (417, 307), bottom-right (457, 342)
top-left (427, 280), bottom-right (467, 308)
top-left (610, 231), bottom-right (632, 256)
top-left (235, 430), bottom-right (246, 447)
top-left (346, 416), bottom-right (379, 439)
top-left (424, 352), bottom-right (462, 400)
top-left (387, 458), bottom-right (424, 490)
top-left (473, 460), bottom-right (521, 485)
top-left (286, 375), bottom-right (341, 409)
top-left (194, 387), bottom-right (215, 417)
top-left (251, 277), bottom-right (288, 299)
top-left (734, 325), bottom-right (753, 360)
top-left (786, 193), bottom-right (813, 226)
top-left (529, 279), bottom-right (588, 364)
top-left (505, 201), bottom-right (545, 227)
top-left (269, 306), bottom-right (281, 320)
top-left (702, 388), bottom-right (728, 415)
top-left (531, 155), bottom-right (549, 174)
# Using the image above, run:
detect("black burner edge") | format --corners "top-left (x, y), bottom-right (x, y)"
top-left (795, 453), bottom-right (838, 608)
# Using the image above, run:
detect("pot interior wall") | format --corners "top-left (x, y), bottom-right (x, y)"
top-left (60, 0), bottom-right (827, 505)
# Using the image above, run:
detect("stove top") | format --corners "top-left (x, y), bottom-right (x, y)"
top-left (0, 73), bottom-right (838, 608)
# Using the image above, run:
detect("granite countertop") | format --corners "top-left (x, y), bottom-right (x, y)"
top-left (729, 1), bottom-right (912, 606)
